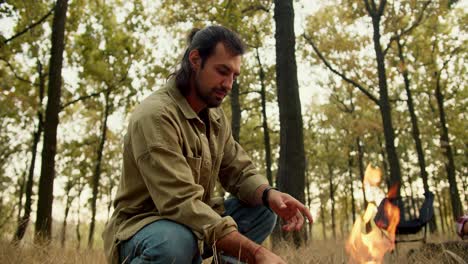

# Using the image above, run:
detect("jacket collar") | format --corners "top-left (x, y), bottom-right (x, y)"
top-left (167, 79), bottom-right (198, 120)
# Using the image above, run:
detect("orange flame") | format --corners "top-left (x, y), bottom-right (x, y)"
top-left (346, 165), bottom-right (400, 264)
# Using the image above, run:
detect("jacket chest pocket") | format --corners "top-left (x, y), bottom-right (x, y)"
top-left (185, 156), bottom-right (202, 184)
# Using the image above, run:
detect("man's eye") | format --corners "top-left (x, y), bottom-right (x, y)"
top-left (217, 69), bottom-right (229, 75)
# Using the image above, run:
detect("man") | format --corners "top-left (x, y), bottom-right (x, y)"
top-left (103, 25), bottom-right (313, 264)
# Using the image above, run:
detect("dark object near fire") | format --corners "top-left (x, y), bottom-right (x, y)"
top-left (375, 192), bottom-right (434, 240)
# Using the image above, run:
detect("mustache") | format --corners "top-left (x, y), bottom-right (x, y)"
top-left (213, 87), bottom-right (229, 95)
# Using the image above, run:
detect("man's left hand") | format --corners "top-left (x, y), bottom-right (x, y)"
top-left (268, 190), bottom-right (314, 232)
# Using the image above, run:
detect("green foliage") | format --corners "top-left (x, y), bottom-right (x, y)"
top-left (0, 0), bottom-right (465, 245)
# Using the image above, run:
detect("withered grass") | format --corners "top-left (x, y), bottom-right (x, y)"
top-left (1, 235), bottom-right (465, 264)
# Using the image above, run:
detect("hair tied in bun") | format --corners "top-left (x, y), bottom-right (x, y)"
top-left (188, 28), bottom-right (201, 44)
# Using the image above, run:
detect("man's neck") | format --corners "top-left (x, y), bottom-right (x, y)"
top-left (186, 94), bottom-right (206, 114)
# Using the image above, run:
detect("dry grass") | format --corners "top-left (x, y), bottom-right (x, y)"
top-left (272, 238), bottom-right (467, 264)
top-left (0, 241), bottom-right (106, 264)
top-left (1, 236), bottom-right (466, 264)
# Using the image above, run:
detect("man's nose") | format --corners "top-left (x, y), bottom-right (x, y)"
top-left (222, 76), bottom-right (234, 91)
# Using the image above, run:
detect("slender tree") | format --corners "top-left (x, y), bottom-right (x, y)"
top-left (230, 80), bottom-right (241, 142)
top-left (88, 88), bottom-right (111, 247)
top-left (35, 0), bottom-right (69, 243)
top-left (274, 0), bottom-right (306, 246)
top-left (254, 46), bottom-right (273, 185)
top-left (13, 61), bottom-right (45, 242)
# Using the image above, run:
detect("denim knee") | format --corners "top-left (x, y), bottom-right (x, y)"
top-left (120, 220), bottom-right (199, 264)
top-left (254, 206), bottom-right (277, 238)
top-left (263, 207), bottom-right (278, 232)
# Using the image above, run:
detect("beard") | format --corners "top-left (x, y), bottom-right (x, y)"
top-left (194, 77), bottom-right (228, 108)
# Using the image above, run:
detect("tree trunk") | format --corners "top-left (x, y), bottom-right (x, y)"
top-left (434, 71), bottom-right (463, 221)
top-left (60, 183), bottom-right (73, 247)
top-left (327, 162), bottom-right (336, 239)
top-left (435, 185), bottom-right (446, 234)
top-left (88, 88), bottom-right (111, 248)
top-left (348, 150), bottom-right (356, 223)
top-left (365, 1), bottom-right (403, 195)
top-left (305, 160), bottom-right (312, 240)
top-left (396, 38), bottom-right (430, 192)
top-left (377, 135), bottom-right (391, 190)
top-left (406, 175), bottom-right (417, 219)
top-left (342, 188), bottom-right (349, 238)
top-left (13, 61), bottom-right (45, 243)
top-left (35, 0), bottom-right (68, 243)
top-left (274, 0), bottom-right (306, 246)
top-left (408, 175), bottom-right (418, 219)
top-left (15, 169), bottom-right (26, 228)
top-left (255, 47), bottom-right (273, 185)
top-left (397, 35), bottom-right (438, 230)
top-left (320, 199), bottom-right (327, 240)
top-left (442, 188), bottom-right (453, 231)
top-left (74, 176), bottom-right (84, 249)
top-left (356, 137), bottom-right (367, 210)
top-left (230, 80), bottom-right (241, 143)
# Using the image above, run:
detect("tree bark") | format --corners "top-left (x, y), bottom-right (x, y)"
top-left (434, 71), bottom-right (463, 221)
top-left (230, 80), bottom-right (241, 143)
top-left (76, 177), bottom-right (84, 249)
top-left (320, 199), bottom-right (327, 240)
top-left (88, 88), bottom-right (111, 248)
top-left (327, 162), bottom-right (336, 239)
top-left (356, 137), bottom-right (367, 210)
top-left (396, 38), bottom-right (430, 192)
top-left (60, 182), bottom-right (73, 247)
top-left (365, 0), bottom-right (403, 195)
top-left (435, 185), bottom-right (446, 234)
top-left (255, 47), bottom-right (273, 185)
top-left (305, 159), bottom-right (312, 240)
top-left (348, 150), bottom-right (356, 223)
top-left (397, 36), bottom-right (436, 230)
top-left (274, 0), bottom-right (306, 246)
top-left (13, 61), bottom-right (45, 243)
top-left (15, 169), bottom-right (26, 229)
top-left (35, 0), bottom-right (69, 243)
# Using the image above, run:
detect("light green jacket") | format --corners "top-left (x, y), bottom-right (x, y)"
top-left (102, 80), bottom-right (268, 263)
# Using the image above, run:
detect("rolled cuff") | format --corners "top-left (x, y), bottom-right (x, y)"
top-left (201, 216), bottom-right (238, 246)
top-left (237, 175), bottom-right (269, 204)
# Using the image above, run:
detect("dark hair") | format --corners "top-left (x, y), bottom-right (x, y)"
top-left (173, 25), bottom-right (246, 95)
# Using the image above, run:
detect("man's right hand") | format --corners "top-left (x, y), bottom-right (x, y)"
top-left (254, 246), bottom-right (286, 264)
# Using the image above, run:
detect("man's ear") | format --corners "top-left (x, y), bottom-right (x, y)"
top-left (188, 49), bottom-right (201, 70)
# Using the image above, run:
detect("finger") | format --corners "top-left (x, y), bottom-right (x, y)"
top-left (292, 202), bottom-right (313, 224)
top-left (295, 212), bottom-right (304, 231)
top-left (283, 213), bottom-right (301, 232)
top-left (282, 219), bottom-right (296, 231)
top-left (284, 199), bottom-right (314, 224)
top-left (301, 207), bottom-right (314, 224)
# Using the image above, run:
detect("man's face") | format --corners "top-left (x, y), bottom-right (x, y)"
top-left (191, 42), bottom-right (242, 108)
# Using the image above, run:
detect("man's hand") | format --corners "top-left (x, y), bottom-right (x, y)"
top-left (216, 231), bottom-right (286, 263)
top-left (254, 246), bottom-right (286, 264)
top-left (268, 190), bottom-right (314, 231)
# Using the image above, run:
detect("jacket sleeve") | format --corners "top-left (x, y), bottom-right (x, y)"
top-left (130, 112), bottom-right (237, 246)
top-left (218, 112), bottom-right (269, 204)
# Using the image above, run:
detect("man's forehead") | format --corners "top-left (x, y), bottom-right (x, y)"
top-left (211, 42), bottom-right (242, 72)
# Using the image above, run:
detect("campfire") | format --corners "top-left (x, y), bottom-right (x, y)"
top-left (345, 164), bottom-right (400, 264)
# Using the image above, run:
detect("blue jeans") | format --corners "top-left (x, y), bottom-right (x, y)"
top-left (119, 197), bottom-right (277, 264)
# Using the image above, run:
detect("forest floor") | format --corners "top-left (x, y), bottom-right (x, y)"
top-left (0, 235), bottom-right (466, 264)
